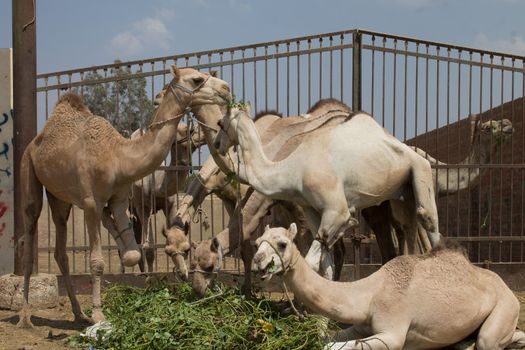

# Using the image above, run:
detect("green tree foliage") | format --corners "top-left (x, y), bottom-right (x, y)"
top-left (80, 60), bottom-right (154, 137)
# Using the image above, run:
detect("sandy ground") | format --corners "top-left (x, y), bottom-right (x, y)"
top-left (0, 292), bottom-right (525, 350)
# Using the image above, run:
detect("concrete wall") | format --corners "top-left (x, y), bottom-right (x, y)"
top-left (0, 49), bottom-right (13, 275)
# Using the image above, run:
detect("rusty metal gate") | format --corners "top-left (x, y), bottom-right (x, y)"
top-left (35, 29), bottom-right (525, 288)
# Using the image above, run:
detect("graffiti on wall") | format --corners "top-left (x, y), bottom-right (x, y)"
top-left (0, 108), bottom-right (13, 253)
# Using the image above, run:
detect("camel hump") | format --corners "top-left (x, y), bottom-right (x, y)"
top-left (56, 92), bottom-right (90, 113)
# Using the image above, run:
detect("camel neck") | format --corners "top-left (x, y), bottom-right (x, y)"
top-left (283, 248), bottom-right (376, 325)
top-left (235, 115), bottom-right (295, 196)
top-left (192, 104), bottom-right (237, 174)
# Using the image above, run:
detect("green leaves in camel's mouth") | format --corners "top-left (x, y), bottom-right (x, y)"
top-left (228, 94), bottom-right (249, 110)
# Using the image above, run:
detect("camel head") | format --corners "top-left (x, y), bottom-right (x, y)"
top-left (253, 223), bottom-right (298, 282)
top-left (191, 237), bottom-right (223, 298)
top-left (213, 104), bottom-right (251, 155)
top-left (162, 222), bottom-right (192, 281)
top-left (154, 66), bottom-right (231, 123)
top-left (479, 118), bottom-right (514, 144)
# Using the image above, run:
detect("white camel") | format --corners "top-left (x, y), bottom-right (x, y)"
top-left (254, 224), bottom-right (525, 350)
top-left (214, 106), bottom-right (440, 256)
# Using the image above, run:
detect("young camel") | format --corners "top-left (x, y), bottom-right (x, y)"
top-left (18, 66), bottom-right (230, 326)
top-left (253, 224), bottom-right (525, 350)
top-left (126, 122), bottom-right (206, 273)
top-left (213, 107), bottom-right (440, 270)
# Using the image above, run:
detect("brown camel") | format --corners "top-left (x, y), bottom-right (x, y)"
top-left (18, 66), bottom-right (230, 327)
top-left (254, 224), bottom-right (525, 350)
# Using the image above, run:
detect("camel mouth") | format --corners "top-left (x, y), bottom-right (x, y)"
top-left (257, 259), bottom-right (277, 281)
top-left (503, 126), bottom-right (514, 135)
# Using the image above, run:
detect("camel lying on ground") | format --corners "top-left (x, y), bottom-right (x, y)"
top-left (253, 224), bottom-right (525, 350)
top-left (18, 66), bottom-right (230, 326)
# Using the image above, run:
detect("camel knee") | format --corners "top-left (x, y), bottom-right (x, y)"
top-left (90, 257), bottom-right (105, 275)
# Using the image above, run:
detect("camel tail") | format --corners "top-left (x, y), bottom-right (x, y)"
top-left (56, 92), bottom-right (90, 113)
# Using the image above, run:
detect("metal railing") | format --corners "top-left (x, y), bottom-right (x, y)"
top-left (35, 29), bottom-right (525, 280)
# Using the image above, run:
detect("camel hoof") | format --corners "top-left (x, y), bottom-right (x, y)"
top-left (91, 308), bottom-right (106, 323)
top-left (74, 312), bottom-right (94, 325)
top-left (122, 250), bottom-right (141, 267)
top-left (17, 307), bottom-right (34, 328)
top-left (17, 315), bottom-right (34, 328)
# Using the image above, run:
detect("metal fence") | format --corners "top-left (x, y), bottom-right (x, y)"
top-left (35, 29), bottom-right (525, 282)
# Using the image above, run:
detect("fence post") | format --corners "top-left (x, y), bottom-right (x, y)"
top-left (12, 0), bottom-right (38, 275)
top-left (352, 30), bottom-right (362, 112)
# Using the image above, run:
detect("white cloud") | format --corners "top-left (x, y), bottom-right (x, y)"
top-left (110, 10), bottom-right (174, 57)
top-left (474, 32), bottom-right (525, 56)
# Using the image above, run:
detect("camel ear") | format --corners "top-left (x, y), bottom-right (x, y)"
top-left (191, 240), bottom-right (198, 249)
top-left (170, 64), bottom-right (181, 80)
top-left (211, 237), bottom-right (220, 253)
top-left (210, 70), bottom-right (218, 78)
top-left (288, 223), bottom-right (298, 240)
top-left (243, 101), bottom-right (252, 113)
top-left (264, 224), bottom-right (270, 232)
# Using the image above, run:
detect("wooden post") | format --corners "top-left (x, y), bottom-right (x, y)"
top-left (12, 0), bottom-right (38, 275)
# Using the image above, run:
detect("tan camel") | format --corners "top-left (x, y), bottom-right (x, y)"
top-left (413, 117), bottom-right (514, 196)
top-left (254, 224), bottom-right (525, 350)
top-left (387, 117), bottom-right (516, 256)
top-left (213, 106), bottom-right (440, 262)
top-left (18, 66), bottom-right (230, 327)
top-left (127, 122), bottom-right (206, 273)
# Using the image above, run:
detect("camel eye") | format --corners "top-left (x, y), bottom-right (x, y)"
top-left (192, 77), bottom-right (204, 85)
top-left (277, 241), bottom-right (287, 250)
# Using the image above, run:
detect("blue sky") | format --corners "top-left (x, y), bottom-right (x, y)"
top-left (1, 0), bottom-right (525, 74)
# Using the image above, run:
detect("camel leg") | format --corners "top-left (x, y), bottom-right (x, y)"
top-left (362, 202), bottom-right (397, 264)
top-left (47, 192), bottom-right (90, 323)
top-left (145, 214), bottom-right (155, 272)
top-left (476, 296), bottom-right (521, 350)
top-left (107, 196), bottom-right (141, 267)
top-left (17, 150), bottom-right (43, 328)
top-left (410, 157), bottom-right (441, 246)
top-left (333, 238), bottom-right (345, 281)
top-left (240, 238), bottom-right (255, 297)
top-left (325, 332), bottom-right (406, 350)
top-left (83, 200), bottom-right (106, 323)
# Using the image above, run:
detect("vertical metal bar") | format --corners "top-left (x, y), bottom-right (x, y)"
top-left (275, 44), bottom-right (279, 111)
top-left (329, 35), bottom-right (333, 98)
top-left (45, 79), bottom-right (51, 273)
top-left (352, 31), bottom-right (362, 112)
top-left (242, 49), bottom-right (246, 102)
top-left (319, 37), bottom-right (323, 100)
top-left (478, 53), bottom-right (484, 262)
top-left (308, 39), bottom-right (312, 108)
top-left (435, 47), bottom-right (440, 197)
top-left (371, 36), bottom-right (375, 116)
top-left (445, 48), bottom-right (450, 235)
top-left (425, 44), bottom-right (429, 152)
top-left (488, 54), bottom-right (494, 261)
top-left (392, 39), bottom-right (397, 136)
top-left (467, 51), bottom-right (473, 248)
top-left (13, 0), bottom-right (38, 275)
top-left (382, 38), bottom-right (386, 127)
top-left (253, 48), bottom-right (258, 112)
top-left (456, 50), bottom-right (461, 238)
top-left (499, 56), bottom-right (504, 261)
top-left (415, 44), bottom-right (419, 140)
top-left (264, 47), bottom-right (268, 111)
top-left (340, 34), bottom-right (344, 102)
top-left (403, 41), bottom-right (408, 141)
top-left (510, 58), bottom-right (515, 261)
top-left (297, 41), bottom-right (300, 115)
top-left (286, 42), bottom-right (290, 115)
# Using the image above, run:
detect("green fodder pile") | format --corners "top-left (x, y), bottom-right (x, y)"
top-left (68, 282), bottom-right (329, 350)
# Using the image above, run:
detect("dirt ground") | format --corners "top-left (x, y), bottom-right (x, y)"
top-left (1, 292), bottom-right (525, 350)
